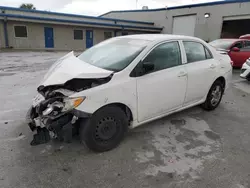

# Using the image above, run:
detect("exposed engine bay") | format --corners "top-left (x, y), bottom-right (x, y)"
top-left (27, 76), bottom-right (112, 146)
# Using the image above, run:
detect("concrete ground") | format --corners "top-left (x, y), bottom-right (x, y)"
top-left (0, 52), bottom-right (250, 188)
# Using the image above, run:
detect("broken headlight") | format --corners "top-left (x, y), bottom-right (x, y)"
top-left (62, 97), bottom-right (86, 112)
top-left (42, 101), bottom-right (64, 116)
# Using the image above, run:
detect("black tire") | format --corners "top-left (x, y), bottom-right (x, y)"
top-left (202, 80), bottom-right (224, 111)
top-left (80, 106), bottom-right (128, 152)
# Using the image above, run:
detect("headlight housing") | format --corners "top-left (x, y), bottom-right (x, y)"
top-left (62, 97), bottom-right (86, 111)
top-left (246, 59), bottom-right (250, 66)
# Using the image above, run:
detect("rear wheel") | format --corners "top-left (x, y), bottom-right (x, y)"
top-left (202, 80), bottom-right (224, 111)
top-left (80, 106), bottom-right (128, 152)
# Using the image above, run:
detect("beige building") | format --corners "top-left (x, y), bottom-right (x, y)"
top-left (100, 0), bottom-right (250, 42)
top-left (1, 0), bottom-right (250, 50)
top-left (0, 6), bottom-right (162, 50)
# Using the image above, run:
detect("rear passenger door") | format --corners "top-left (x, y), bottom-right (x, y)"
top-left (182, 41), bottom-right (219, 106)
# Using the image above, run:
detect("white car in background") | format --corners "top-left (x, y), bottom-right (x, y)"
top-left (27, 34), bottom-right (232, 152)
top-left (240, 58), bottom-right (250, 81)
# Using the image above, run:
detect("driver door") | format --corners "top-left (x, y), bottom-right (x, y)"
top-left (134, 41), bottom-right (187, 122)
top-left (229, 41), bottom-right (244, 66)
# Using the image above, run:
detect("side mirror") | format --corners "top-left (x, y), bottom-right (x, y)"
top-left (142, 62), bottom-right (154, 73)
top-left (231, 47), bottom-right (240, 52)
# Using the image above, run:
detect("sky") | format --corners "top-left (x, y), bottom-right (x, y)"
top-left (0, 0), bottom-right (222, 16)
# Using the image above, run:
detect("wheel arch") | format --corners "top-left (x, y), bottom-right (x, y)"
top-left (214, 76), bottom-right (226, 91)
top-left (205, 76), bottom-right (226, 100)
top-left (93, 103), bottom-right (134, 124)
top-left (202, 76), bottom-right (226, 111)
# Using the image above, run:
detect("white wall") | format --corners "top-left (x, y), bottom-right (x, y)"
top-left (102, 2), bottom-right (250, 41)
top-left (103, 10), bottom-right (167, 32)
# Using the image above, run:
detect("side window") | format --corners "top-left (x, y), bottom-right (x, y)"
top-left (205, 47), bottom-right (213, 59)
top-left (143, 41), bottom-right (181, 73)
top-left (122, 32), bottom-right (128, 36)
top-left (74, 30), bottom-right (83, 40)
top-left (231, 42), bottom-right (243, 49)
top-left (245, 41), bottom-right (250, 47)
top-left (104, 32), bottom-right (112, 40)
top-left (242, 41), bottom-right (250, 50)
top-left (14, 26), bottom-right (27, 38)
top-left (183, 41), bottom-right (206, 63)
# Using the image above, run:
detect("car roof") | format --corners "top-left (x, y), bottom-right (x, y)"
top-left (117, 34), bottom-right (203, 42)
top-left (213, 38), bottom-right (246, 42)
top-left (240, 34), bottom-right (250, 39)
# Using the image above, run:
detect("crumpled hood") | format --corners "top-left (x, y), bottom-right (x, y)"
top-left (40, 51), bottom-right (113, 86)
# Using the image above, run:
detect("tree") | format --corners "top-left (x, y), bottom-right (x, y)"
top-left (19, 3), bottom-right (36, 10)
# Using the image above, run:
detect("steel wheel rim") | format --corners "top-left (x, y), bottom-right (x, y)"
top-left (95, 117), bottom-right (118, 143)
top-left (211, 85), bottom-right (222, 106)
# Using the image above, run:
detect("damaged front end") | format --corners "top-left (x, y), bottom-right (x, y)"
top-left (27, 77), bottom-right (112, 146)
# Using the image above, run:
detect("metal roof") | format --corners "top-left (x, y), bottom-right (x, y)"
top-left (0, 6), bottom-right (163, 32)
top-left (168, 0), bottom-right (250, 10)
top-left (0, 13), bottom-right (162, 32)
top-left (0, 6), bottom-right (154, 25)
top-left (99, 0), bottom-right (250, 17)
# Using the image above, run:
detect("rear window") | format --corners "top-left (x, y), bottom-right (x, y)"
top-left (209, 39), bottom-right (237, 50)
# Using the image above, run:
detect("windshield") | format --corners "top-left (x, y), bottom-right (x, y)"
top-left (209, 39), bottom-right (237, 50)
top-left (78, 38), bottom-right (149, 72)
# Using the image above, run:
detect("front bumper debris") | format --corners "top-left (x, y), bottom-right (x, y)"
top-left (30, 127), bottom-right (50, 146)
top-left (27, 106), bottom-right (74, 145)
top-left (27, 106), bottom-right (92, 146)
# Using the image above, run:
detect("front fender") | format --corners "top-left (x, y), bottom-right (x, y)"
top-left (71, 78), bottom-right (138, 122)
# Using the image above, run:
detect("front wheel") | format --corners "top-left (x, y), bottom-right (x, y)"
top-left (202, 80), bottom-right (224, 111)
top-left (80, 106), bottom-right (128, 152)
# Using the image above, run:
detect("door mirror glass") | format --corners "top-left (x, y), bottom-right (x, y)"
top-left (143, 62), bottom-right (154, 73)
top-left (231, 47), bottom-right (240, 52)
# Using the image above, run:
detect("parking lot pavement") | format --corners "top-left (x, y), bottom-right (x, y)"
top-left (0, 52), bottom-right (250, 188)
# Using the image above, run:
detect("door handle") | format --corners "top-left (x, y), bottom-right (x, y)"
top-left (210, 64), bottom-right (216, 69)
top-left (178, 71), bottom-right (187, 77)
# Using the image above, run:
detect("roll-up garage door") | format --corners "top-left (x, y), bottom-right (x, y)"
top-left (221, 15), bottom-right (250, 38)
top-left (172, 15), bottom-right (197, 36)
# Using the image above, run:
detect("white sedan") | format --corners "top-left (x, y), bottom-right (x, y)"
top-left (27, 34), bottom-right (232, 152)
